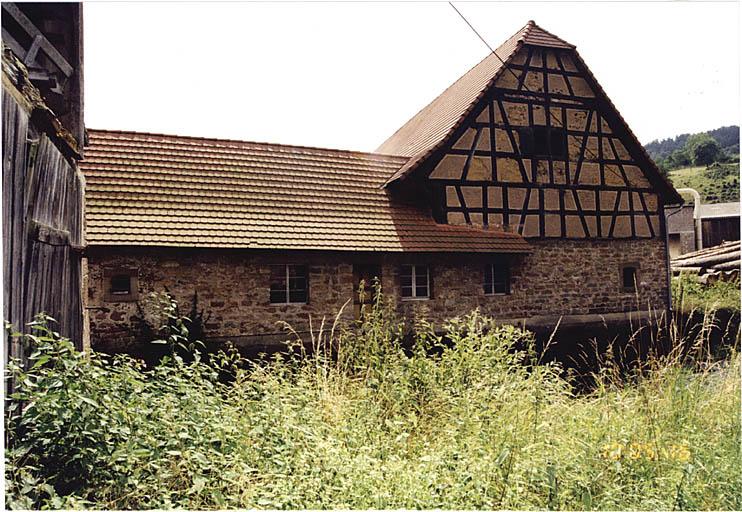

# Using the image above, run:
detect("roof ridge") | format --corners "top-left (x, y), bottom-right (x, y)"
top-left (86, 128), bottom-right (410, 162)
top-left (522, 20), bottom-right (576, 49)
top-left (520, 19), bottom-right (537, 41)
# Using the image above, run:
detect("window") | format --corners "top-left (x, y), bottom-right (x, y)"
top-left (518, 126), bottom-right (567, 159)
top-left (484, 261), bottom-right (510, 295)
top-left (353, 264), bottom-right (381, 305)
top-left (104, 268), bottom-right (138, 302)
top-left (270, 264), bottom-right (308, 304)
top-left (621, 264), bottom-right (639, 292)
top-left (110, 275), bottom-right (131, 295)
top-left (400, 264), bottom-right (430, 299)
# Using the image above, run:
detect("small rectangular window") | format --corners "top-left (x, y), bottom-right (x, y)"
top-left (110, 275), bottom-right (131, 295)
top-left (621, 264), bottom-right (639, 292)
top-left (484, 261), bottom-right (510, 295)
top-left (270, 264), bottom-right (308, 304)
top-left (518, 126), bottom-right (567, 159)
top-left (400, 264), bottom-right (430, 299)
top-left (104, 268), bottom-right (138, 302)
top-left (353, 264), bottom-right (381, 305)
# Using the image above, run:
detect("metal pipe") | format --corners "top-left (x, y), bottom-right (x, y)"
top-left (675, 187), bottom-right (703, 251)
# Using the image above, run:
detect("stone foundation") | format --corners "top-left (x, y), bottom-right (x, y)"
top-left (87, 239), bottom-right (669, 353)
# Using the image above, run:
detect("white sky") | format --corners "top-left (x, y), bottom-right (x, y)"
top-left (84, 1), bottom-right (740, 152)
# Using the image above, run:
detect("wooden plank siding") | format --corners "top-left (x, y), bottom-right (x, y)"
top-left (2, 86), bottom-right (84, 366)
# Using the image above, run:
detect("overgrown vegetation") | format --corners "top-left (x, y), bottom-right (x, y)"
top-left (5, 291), bottom-right (741, 510)
top-left (672, 273), bottom-right (741, 312)
top-left (668, 162), bottom-right (740, 204)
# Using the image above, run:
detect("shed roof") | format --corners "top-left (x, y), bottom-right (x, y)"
top-left (699, 202), bottom-right (740, 219)
top-left (81, 129), bottom-right (530, 253)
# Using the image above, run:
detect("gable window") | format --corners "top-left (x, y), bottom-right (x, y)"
top-left (518, 126), bottom-right (567, 159)
top-left (400, 264), bottom-right (430, 300)
top-left (484, 261), bottom-right (510, 295)
top-left (270, 264), bottom-right (308, 304)
top-left (621, 263), bottom-right (640, 292)
top-left (104, 268), bottom-right (138, 302)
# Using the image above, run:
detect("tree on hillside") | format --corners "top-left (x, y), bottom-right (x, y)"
top-left (693, 138), bottom-right (722, 165)
top-left (685, 133), bottom-right (721, 166)
top-left (707, 125), bottom-right (740, 150)
top-left (667, 148), bottom-right (690, 168)
top-left (644, 125), bottom-right (739, 167)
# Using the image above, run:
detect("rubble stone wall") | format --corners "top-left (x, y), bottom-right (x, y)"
top-left (87, 238), bottom-right (669, 352)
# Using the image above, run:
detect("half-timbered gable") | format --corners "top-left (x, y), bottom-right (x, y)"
top-left (378, 21), bottom-right (682, 241)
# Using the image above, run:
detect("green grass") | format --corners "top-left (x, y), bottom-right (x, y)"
top-left (669, 163), bottom-right (740, 204)
top-left (6, 297), bottom-right (741, 510)
top-left (672, 274), bottom-right (741, 313)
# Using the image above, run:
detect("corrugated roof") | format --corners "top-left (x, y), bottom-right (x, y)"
top-left (699, 202), bottom-right (740, 219)
top-left (81, 129), bottom-right (530, 253)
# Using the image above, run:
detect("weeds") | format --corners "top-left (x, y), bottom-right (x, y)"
top-left (672, 273), bottom-right (740, 313)
top-left (5, 291), bottom-right (741, 509)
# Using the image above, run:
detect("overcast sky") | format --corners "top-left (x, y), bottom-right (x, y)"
top-left (84, 2), bottom-right (740, 152)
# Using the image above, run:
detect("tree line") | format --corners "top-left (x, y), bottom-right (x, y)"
top-left (644, 125), bottom-right (739, 173)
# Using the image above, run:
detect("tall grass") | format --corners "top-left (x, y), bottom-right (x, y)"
top-left (5, 291), bottom-right (741, 509)
top-left (672, 273), bottom-right (741, 313)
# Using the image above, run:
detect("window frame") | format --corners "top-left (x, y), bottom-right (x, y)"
top-left (620, 262), bottom-right (640, 293)
top-left (483, 260), bottom-right (511, 296)
top-left (400, 264), bottom-right (431, 301)
top-left (269, 264), bottom-right (309, 305)
top-left (103, 268), bottom-right (139, 302)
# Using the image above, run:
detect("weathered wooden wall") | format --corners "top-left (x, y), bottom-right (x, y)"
top-left (3, 85), bottom-right (85, 362)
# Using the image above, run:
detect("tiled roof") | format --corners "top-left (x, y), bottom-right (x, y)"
top-left (376, 21), bottom-right (571, 183)
top-left (81, 130), bottom-right (530, 253)
top-left (375, 21), bottom-right (683, 205)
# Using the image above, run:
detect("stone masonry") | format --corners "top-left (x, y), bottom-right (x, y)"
top-left (87, 238), bottom-right (669, 353)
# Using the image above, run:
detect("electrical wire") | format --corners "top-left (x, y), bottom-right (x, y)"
top-left (448, 2), bottom-right (630, 187)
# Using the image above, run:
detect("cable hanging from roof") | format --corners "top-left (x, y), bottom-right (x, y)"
top-left (448, 2), bottom-right (628, 186)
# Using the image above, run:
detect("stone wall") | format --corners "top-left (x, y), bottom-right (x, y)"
top-left (87, 238), bottom-right (669, 353)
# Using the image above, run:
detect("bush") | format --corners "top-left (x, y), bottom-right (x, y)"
top-left (5, 297), bottom-right (741, 509)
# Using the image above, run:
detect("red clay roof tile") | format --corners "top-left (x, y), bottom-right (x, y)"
top-left (82, 129), bottom-right (530, 253)
top-left (375, 21), bottom-right (681, 204)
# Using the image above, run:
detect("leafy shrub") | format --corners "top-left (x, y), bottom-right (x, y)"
top-left (5, 294), bottom-right (742, 509)
top-left (128, 291), bottom-right (210, 364)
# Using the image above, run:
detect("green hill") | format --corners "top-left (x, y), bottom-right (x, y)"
top-left (644, 125), bottom-right (739, 204)
top-left (645, 125), bottom-right (739, 163)
top-left (668, 162), bottom-right (739, 204)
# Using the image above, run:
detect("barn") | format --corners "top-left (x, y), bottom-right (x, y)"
top-left (2, 2), bottom-right (86, 364)
top-left (81, 21), bottom-right (682, 351)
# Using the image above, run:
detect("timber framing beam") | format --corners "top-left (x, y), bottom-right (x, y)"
top-left (424, 45), bottom-right (662, 241)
